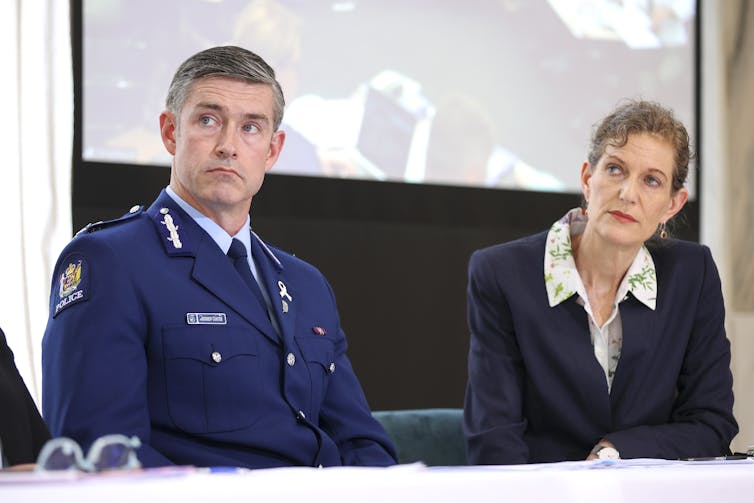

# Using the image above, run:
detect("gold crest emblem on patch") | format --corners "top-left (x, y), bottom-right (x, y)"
top-left (59, 260), bottom-right (83, 298)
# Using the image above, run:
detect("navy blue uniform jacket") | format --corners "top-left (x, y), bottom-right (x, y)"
top-left (464, 231), bottom-right (737, 464)
top-left (42, 190), bottom-right (396, 468)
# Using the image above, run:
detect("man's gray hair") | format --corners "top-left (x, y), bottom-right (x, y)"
top-left (165, 45), bottom-right (285, 130)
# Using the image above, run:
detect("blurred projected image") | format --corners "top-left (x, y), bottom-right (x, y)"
top-left (548, 0), bottom-right (694, 48)
top-left (83, 0), bottom-right (696, 193)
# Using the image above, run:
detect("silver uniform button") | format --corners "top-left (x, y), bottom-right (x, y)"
top-left (286, 353), bottom-right (296, 366)
top-left (328, 362), bottom-right (336, 374)
top-left (211, 351), bottom-right (222, 363)
top-left (159, 207), bottom-right (169, 214)
top-left (129, 205), bottom-right (140, 213)
top-left (297, 410), bottom-right (306, 420)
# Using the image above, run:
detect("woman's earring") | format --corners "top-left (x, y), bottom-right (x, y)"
top-left (659, 222), bottom-right (668, 239)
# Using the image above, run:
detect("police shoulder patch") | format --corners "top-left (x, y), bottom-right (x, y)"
top-left (75, 205), bottom-right (144, 236)
top-left (53, 255), bottom-right (89, 317)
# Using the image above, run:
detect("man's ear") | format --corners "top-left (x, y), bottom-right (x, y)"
top-left (160, 111), bottom-right (178, 156)
top-left (264, 129), bottom-right (286, 173)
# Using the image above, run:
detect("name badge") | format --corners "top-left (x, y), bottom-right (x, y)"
top-left (186, 313), bottom-right (227, 325)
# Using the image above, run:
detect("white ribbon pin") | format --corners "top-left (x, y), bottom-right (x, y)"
top-left (278, 281), bottom-right (292, 301)
top-left (278, 281), bottom-right (292, 313)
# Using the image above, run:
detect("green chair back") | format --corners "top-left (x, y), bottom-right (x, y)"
top-left (372, 408), bottom-right (466, 466)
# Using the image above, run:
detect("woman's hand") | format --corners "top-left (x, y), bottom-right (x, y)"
top-left (587, 439), bottom-right (618, 460)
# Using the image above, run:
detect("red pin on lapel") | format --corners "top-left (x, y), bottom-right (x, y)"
top-left (312, 326), bottom-right (327, 336)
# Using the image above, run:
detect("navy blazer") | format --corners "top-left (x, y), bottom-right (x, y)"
top-left (464, 231), bottom-right (738, 464)
top-left (1, 328), bottom-right (50, 466)
top-left (42, 190), bottom-right (396, 468)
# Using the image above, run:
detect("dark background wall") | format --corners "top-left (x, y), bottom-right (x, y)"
top-left (73, 163), bottom-right (697, 411)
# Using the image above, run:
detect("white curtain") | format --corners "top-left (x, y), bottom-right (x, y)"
top-left (0, 0), bottom-right (73, 403)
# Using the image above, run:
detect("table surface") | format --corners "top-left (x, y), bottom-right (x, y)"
top-left (2, 458), bottom-right (753, 502)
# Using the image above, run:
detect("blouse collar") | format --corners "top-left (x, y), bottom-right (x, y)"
top-left (544, 208), bottom-right (657, 310)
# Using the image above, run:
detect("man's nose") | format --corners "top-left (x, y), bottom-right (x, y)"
top-left (215, 126), bottom-right (238, 159)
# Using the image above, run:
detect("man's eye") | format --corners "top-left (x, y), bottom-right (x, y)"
top-left (200, 116), bottom-right (215, 126)
top-left (243, 124), bottom-right (259, 133)
top-left (606, 164), bottom-right (622, 174)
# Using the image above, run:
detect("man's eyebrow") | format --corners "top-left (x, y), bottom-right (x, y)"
top-left (194, 102), bottom-right (224, 112)
top-left (603, 153), bottom-right (625, 165)
top-left (193, 103), bottom-right (270, 124)
top-left (241, 112), bottom-right (270, 123)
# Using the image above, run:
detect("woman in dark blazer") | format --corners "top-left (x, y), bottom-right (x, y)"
top-left (463, 100), bottom-right (738, 464)
top-left (1, 327), bottom-right (50, 468)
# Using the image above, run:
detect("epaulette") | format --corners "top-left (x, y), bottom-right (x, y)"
top-left (75, 204), bottom-right (145, 236)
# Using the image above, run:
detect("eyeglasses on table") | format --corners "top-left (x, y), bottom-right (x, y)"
top-left (35, 434), bottom-right (142, 472)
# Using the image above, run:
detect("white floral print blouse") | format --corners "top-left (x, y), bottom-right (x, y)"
top-left (544, 208), bottom-right (657, 391)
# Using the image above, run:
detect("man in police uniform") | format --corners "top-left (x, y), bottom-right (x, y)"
top-left (42, 46), bottom-right (397, 468)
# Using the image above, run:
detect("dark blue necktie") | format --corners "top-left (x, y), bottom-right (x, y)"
top-left (227, 238), bottom-right (268, 311)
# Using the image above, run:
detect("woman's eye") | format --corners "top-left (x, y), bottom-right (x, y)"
top-left (645, 175), bottom-right (661, 187)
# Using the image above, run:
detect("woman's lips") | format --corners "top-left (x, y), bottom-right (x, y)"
top-left (609, 210), bottom-right (637, 223)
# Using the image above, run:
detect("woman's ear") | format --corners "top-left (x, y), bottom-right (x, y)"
top-left (580, 161), bottom-right (592, 204)
top-left (663, 187), bottom-right (689, 222)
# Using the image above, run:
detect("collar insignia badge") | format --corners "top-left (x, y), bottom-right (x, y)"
top-left (160, 209), bottom-right (182, 249)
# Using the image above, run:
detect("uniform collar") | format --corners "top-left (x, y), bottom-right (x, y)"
top-left (165, 186), bottom-right (244, 254)
top-left (163, 186), bottom-right (283, 271)
top-left (544, 208), bottom-right (657, 310)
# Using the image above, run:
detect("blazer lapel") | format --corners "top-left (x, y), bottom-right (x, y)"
top-left (191, 234), bottom-right (279, 344)
top-left (541, 299), bottom-right (614, 433)
top-left (558, 299), bottom-right (614, 397)
top-left (251, 235), bottom-right (297, 344)
top-left (609, 295), bottom-right (655, 407)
